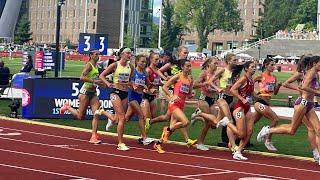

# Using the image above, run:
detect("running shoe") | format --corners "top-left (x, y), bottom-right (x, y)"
top-left (94, 107), bottom-right (104, 115)
top-left (216, 117), bottom-right (230, 128)
top-left (59, 102), bottom-right (70, 115)
top-left (105, 118), bottom-right (114, 131)
top-left (233, 151), bottom-right (248, 160)
top-left (257, 126), bottom-right (270, 142)
top-left (264, 140), bottom-right (277, 151)
top-left (145, 118), bottom-right (151, 132)
top-left (89, 134), bottom-right (102, 144)
top-left (186, 139), bottom-right (197, 148)
top-left (196, 144), bottom-right (209, 151)
top-left (117, 143), bottom-right (130, 151)
top-left (191, 108), bottom-right (202, 125)
top-left (161, 126), bottom-right (171, 143)
top-left (228, 143), bottom-right (239, 154)
top-left (153, 142), bottom-right (165, 154)
top-left (142, 137), bottom-right (154, 145)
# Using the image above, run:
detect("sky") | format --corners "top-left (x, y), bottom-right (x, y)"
top-left (153, 0), bottom-right (162, 17)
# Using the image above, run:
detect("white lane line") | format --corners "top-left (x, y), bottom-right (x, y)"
top-left (0, 163), bottom-right (94, 180)
top-left (0, 147), bottom-right (197, 180)
top-left (180, 171), bottom-right (234, 178)
top-left (0, 136), bottom-right (295, 180)
top-left (1, 126), bottom-right (319, 175)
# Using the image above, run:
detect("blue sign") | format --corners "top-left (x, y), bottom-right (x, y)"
top-left (78, 33), bottom-right (108, 55)
top-left (22, 78), bottom-right (113, 119)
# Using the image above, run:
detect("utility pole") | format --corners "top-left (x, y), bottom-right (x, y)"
top-left (158, 0), bottom-right (163, 49)
top-left (83, 0), bottom-right (88, 33)
top-left (119, 0), bottom-right (126, 48)
top-left (55, 0), bottom-right (65, 77)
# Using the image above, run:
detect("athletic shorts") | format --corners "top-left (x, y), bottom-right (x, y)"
top-left (294, 97), bottom-right (314, 113)
top-left (255, 98), bottom-right (270, 106)
top-left (111, 88), bottom-right (128, 100)
top-left (143, 93), bottom-right (156, 103)
top-left (168, 100), bottom-right (185, 112)
top-left (199, 94), bottom-right (215, 106)
top-left (128, 89), bottom-right (143, 104)
top-left (234, 100), bottom-right (250, 114)
top-left (79, 86), bottom-right (97, 100)
top-left (218, 93), bottom-right (233, 104)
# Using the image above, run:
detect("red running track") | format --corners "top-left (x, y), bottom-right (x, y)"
top-left (0, 119), bottom-right (319, 180)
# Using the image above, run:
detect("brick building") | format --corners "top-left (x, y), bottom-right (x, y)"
top-left (180, 0), bottom-right (264, 55)
top-left (28, 0), bottom-right (153, 48)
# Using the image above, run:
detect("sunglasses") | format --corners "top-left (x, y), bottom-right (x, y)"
top-left (183, 52), bottom-right (189, 54)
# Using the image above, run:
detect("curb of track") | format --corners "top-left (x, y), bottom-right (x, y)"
top-left (0, 115), bottom-right (314, 163)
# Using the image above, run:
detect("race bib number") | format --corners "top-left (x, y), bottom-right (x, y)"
top-left (235, 112), bottom-right (242, 119)
top-left (180, 84), bottom-right (190, 93)
top-left (153, 77), bottom-right (161, 85)
top-left (266, 83), bottom-right (275, 92)
top-left (218, 93), bottom-right (225, 99)
top-left (227, 78), bottom-right (233, 86)
top-left (119, 73), bottom-right (130, 83)
top-left (134, 78), bottom-right (145, 86)
top-left (246, 96), bottom-right (253, 104)
top-left (199, 94), bottom-right (205, 101)
top-left (300, 99), bottom-right (308, 106)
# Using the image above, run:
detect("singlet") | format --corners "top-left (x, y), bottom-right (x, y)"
top-left (201, 70), bottom-right (217, 94)
top-left (171, 64), bottom-right (182, 76)
top-left (173, 73), bottom-right (191, 102)
top-left (131, 68), bottom-right (146, 91)
top-left (113, 61), bottom-right (131, 84)
top-left (82, 62), bottom-right (99, 92)
top-left (258, 72), bottom-right (276, 97)
top-left (219, 68), bottom-right (232, 88)
top-left (238, 76), bottom-right (254, 103)
top-left (147, 66), bottom-right (161, 85)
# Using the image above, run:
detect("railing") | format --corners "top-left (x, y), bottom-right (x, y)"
top-left (217, 35), bottom-right (276, 58)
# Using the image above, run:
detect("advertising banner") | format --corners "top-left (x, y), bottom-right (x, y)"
top-left (22, 78), bottom-right (113, 119)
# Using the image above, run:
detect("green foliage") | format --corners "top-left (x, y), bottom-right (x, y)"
top-left (175, 0), bottom-right (243, 51)
top-left (255, 0), bottom-right (317, 39)
top-left (123, 29), bottom-right (134, 48)
top-left (161, 0), bottom-right (183, 51)
top-left (148, 23), bottom-right (159, 48)
top-left (14, 14), bottom-right (32, 45)
top-left (288, 0), bottom-right (317, 31)
top-left (64, 38), bottom-right (72, 48)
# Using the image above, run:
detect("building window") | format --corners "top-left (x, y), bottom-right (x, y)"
top-left (92, 21), bottom-right (96, 29)
top-left (93, 9), bottom-right (96, 16)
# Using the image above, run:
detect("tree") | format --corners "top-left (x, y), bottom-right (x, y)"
top-left (175, 0), bottom-right (243, 51)
top-left (14, 14), bottom-right (32, 44)
top-left (148, 23), bottom-right (159, 48)
top-left (255, 0), bottom-right (302, 39)
top-left (288, 0), bottom-right (317, 30)
top-left (123, 29), bottom-right (134, 48)
top-left (161, 0), bottom-right (183, 51)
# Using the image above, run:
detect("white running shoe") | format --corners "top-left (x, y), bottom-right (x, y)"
top-left (216, 117), bottom-right (230, 128)
top-left (257, 126), bottom-right (270, 142)
top-left (117, 143), bottom-right (130, 151)
top-left (264, 140), bottom-right (277, 151)
top-left (105, 118), bottom-right (114, 131)
top-left (191, 108), bottom-right (202, 125)
top-left (142, 137), bottom-right (154, 145)
top-left (233, 151), bottom-right (248, 160)
top-left (94, 108), bottom-right (104, 115)
top-left (196, 144), bottom-right (209, 151)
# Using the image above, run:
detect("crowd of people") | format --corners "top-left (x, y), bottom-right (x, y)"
top-left (275, 29), bottom-right (318, 40)
top-left (58, 46), bottom-right (320, 164)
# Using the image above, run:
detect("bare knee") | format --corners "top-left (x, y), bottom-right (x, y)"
top-left (238, 132), bottom-right (246, 139)
top-left (182, 121), bottom-right (189, 127)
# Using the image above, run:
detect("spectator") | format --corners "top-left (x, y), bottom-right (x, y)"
top-left (0, 60), bottom-right (10, 94)
top-left (20, 55), bottom-right (34, 73)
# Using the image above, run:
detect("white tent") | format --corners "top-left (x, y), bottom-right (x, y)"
top-left (273, 55), bottom-right (284, 59)
top-left (236, 53), bottom-right (253, 59)
top-left (286, 56), bottom-right (300, 60)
